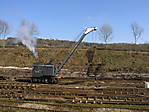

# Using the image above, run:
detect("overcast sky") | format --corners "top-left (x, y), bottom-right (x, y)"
top-left (0, 0), bottom-right (149, 43)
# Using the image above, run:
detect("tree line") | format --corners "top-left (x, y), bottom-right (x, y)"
top-left (98, 23), bottom-right (144, 45)
top-left (0, 19), bottom-right (146, 48)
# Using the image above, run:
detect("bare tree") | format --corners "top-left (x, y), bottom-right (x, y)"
top-left (99, 24), bottom-right (113, 45)
top-left (0, 21), bottom-right (4, 34)
top-left (131, 23), bottom-right (143, 44)
top-left (0, 20), bottom-right (10, 48)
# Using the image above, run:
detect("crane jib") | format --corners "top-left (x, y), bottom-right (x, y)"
top-left (55, 27), bottom-right (97, 74)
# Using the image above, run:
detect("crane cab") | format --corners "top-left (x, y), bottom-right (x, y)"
top-left (31, 63), bottom-right (59, 83)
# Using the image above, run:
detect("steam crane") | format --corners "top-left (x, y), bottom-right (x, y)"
top-left (31, 27), bottom-right (97, 83)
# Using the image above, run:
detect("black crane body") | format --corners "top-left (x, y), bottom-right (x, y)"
top-left (31, 27), bottom-right (97, 83)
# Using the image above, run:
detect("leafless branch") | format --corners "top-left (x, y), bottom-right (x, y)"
top-left (99, 24), bottom-right (113, 44)
top-left (0, 19), bottom-right (10, 47)
top-left (131, 23), bottom-right (143, 44)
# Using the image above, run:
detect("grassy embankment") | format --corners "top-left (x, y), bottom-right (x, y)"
top-left (0, 46), bottom-right (148, 73)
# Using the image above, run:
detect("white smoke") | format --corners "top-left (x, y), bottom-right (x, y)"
top-left (17, 20), bottom-right (38, 58)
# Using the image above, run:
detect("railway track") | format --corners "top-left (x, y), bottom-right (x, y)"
top-left (0, 82), bottom-right (37, 89)
top-left (0, 82), bottom-right (149, 105)
top-left (0, 80), bottom-right (148, 106)
top-left (21, 90), bottom-right (149, 105)
top-left (15, 76), bottom-right (149, 81)
top-left (62, 76), bottom-right (149, 81)
top-left (0, 99), bottom-right (149, 111)
top-left (0, 104), bottom-right (68, 112)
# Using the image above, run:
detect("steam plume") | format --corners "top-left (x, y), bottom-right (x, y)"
top-left (17, 20), bottom-right (38, 58)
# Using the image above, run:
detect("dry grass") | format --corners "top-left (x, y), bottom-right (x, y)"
top-left (0, 46), bottom-right (148, 73)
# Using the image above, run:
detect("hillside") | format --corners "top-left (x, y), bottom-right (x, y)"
top-left (1, 37), bottom-right (149, 51)
top-left (0, 42), bottom-right (148, 73)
